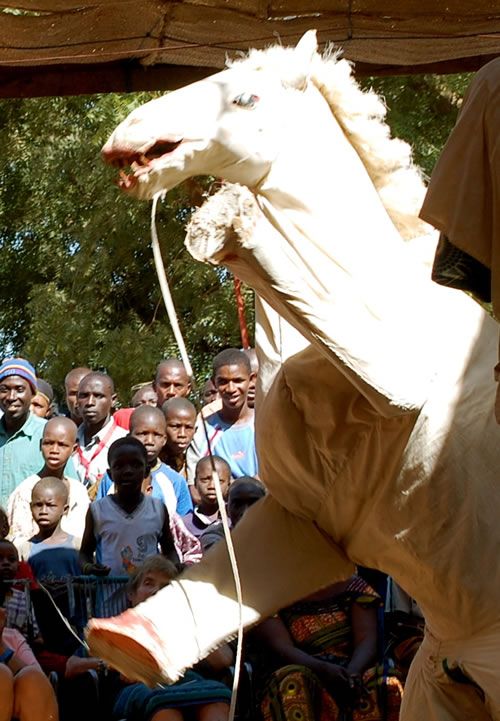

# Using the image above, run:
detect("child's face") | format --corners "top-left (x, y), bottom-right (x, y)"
top-left (30, 487), bottom-right (68, 532)
top-left (228, 482), bottom-right (264, 527)
top-left (165, 408), bottom-right (196, 455)
top-left (214, 363), bottom-right (253, 413)
top-left (0, 542), bottom-right (19, 580)
top-left (129, 570), bottom-right (172, 606)
top-left (41, 424), bottom-right (76, 472)
top-left (130, 415), bottom-right (167, 464)
top-left (109, 446), bottom-right (147, 495)
top-left (195, 460), bottom-right (231, 506)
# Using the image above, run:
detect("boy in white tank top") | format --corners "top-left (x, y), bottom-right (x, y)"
top-left (80, 437), bottom-right (179, 577)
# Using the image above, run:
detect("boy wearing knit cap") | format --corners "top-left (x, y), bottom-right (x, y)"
top-left (0, 358), bottom-right (45, 508)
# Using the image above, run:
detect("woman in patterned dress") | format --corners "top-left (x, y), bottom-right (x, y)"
top-left (253, 576), bottom-right (402, 721)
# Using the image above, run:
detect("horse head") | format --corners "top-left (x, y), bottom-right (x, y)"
top-left (102, 32), bottom-right (319, 200)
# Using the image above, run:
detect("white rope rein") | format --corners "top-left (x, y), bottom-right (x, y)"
top-left (151, 192), bottom-right (244, 721)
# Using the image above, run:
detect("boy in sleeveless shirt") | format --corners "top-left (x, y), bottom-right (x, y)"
top-left (80, 437), bottom-right (179, 577)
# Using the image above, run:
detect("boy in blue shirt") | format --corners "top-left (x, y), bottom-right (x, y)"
top-left (97, 406), bottom-right (192, 516)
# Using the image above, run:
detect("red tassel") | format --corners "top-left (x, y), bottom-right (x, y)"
top-left (233, 275), bottom-right (250, 349)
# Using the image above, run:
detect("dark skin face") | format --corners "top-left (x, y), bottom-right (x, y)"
top-left (77, 377), bottom-right (115, 432)
top-left (0, 376), bottom-right (34, 430)
top-left (0, 542), bottom-right (19, 581)
top-left (201, 379), bottom-right (218, 406)
top-left (40, 420), bottom-right (77, 476)
top-left (131, 387), bottom-right (158, 408)
top-left (228, 482), bottom-right (265, 526)
top-left (109, 445), bottom-right (147, 509)
top-left (30, 393), bottom-right (51, 419)
top-left (164, 408), bottom-right (196, 456)
top-left (31, 487), bottom-right (68, 539)
top-left (154, 364), bottom-right (191, 406)
top-left (65, 369), bottom-right (91, 422)
top-left (130, 414), bottom-right (167, 464)
top-left (213, 363), bottom-right (254, 418)
top-left (195, 459), bottom-right (231, 513)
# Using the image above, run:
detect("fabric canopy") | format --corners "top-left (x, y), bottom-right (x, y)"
top-left (0, 1), bottom-right (499, 97)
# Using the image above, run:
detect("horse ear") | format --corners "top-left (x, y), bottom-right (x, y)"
top-left (291, 30), bottom-right (318, 90)
top-left (295, 30), bottom-right (318, 59)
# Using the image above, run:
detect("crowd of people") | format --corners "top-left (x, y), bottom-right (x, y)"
top-left (0, 351), bottom-right (422, 721)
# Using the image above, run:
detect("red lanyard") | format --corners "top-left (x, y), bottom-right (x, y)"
top-left (203, 425), bottom-right (222, 456)
top-left (76, 419), bottom-right (116, 481)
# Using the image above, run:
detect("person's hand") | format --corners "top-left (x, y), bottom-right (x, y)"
top-left (82, 562), bottom-right (110, 576)
top-left (346, 671), bottom-right (365, 702)
top-left (318, 662), bottom-right (357, 706)
top-left (0, 608), bottom-right (6, 639)
top-left (65, 655), bottom-right (95, 679)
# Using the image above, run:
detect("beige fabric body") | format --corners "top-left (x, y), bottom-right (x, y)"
top-left (88, 184), bottom-right (500, 720)
top-left (401, 623), bottom-right (500, 720)
top-left (89, 62), bottom-right (500, 718)
top-left (420, 58), bottom-right (500, 317)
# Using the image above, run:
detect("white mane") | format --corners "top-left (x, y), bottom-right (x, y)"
top-left (228, 43), bottom-right (429, 240)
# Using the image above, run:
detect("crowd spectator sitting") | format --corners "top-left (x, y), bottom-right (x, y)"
top-left (0, 602), bottom-right (59, 721)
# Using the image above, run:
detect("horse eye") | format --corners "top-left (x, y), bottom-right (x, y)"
top-left (232, 93), bottom-right (259, 109)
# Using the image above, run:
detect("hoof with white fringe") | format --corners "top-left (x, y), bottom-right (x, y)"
top-left (86, 608), bottom-right (175, 687)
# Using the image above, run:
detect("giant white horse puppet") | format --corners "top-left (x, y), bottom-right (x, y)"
top-left (89, 33), bottom-right (500, 719)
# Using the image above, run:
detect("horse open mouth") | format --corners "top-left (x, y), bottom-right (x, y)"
top-left (103, 138), bottom-right (183, 191)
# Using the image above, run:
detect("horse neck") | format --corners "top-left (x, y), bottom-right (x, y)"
top-left (254, 83), bottom-right (412, 290)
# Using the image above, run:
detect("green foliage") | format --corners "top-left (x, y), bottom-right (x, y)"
top-left (0, 93), bottom-right (252, 403)
top-left (361, 74), bottom-right (472, 177)
top-left (0, 73), bottom-right (472, 403)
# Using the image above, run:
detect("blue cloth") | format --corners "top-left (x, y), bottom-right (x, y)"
top-left (189, 412), bottom-right (258, 480)
top-left (182, 508), bottom-right (220, 538)
top-left (0, 412), bottom-right (45, 508)
top-left (97, 462), bottom-right (192, 515)
top-left (112, 671), bottom-right (231, 720)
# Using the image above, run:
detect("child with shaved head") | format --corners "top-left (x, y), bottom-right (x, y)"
top-left (8, 417), bottom-right (90, 544)
top-left (97, 405), bottom-right (192, 517)
top-left (17, 477), bottom-right (81, 581)
top-left (161, 397), bottom-right (197, 475)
